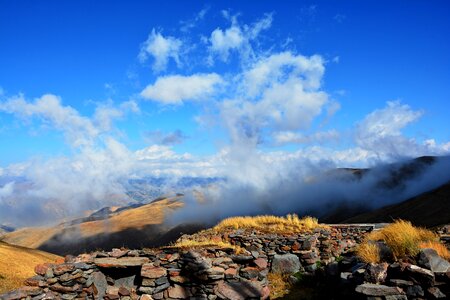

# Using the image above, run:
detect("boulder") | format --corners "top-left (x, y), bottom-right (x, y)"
top-left (365, 262), bottom-right (388, 284)
top-left (418, 248), bottom-right (450, 274)
top-left (271, 254), bottom-right (301, 275)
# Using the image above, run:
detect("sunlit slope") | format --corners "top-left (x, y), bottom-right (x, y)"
top-left (0, 241), bottom-right (61, 293)
top-left (2, 197), bottom-right (183, 250)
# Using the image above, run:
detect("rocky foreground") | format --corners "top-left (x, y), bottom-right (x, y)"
top-left (1, 224), bottom-right (449, 300)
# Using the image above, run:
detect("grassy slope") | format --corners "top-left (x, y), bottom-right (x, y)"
top-left (0, 241), bottom-right (61, 293)
top-left (344, 181), bottom-right (450, 227)
top-left (2, 198), bottom-right (183, 250)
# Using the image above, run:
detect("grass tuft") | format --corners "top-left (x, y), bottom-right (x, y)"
top-left (267, 272), bottom-right (291, 299)
top-left (357, 242), bottom-right (381, 264)
top-left (358, 219), bottom-right (440, 262)
top-left (170, 239), bottom-right (244, 254)
top-left (214, 214), bottom-right (327, 234)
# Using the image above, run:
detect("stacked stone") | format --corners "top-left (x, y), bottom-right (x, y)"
top-left (10, 226), bottom-right (438, 300)
top-left (0, 246), bottom-right (271, 300)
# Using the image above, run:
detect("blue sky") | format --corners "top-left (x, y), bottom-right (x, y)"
top-left (0, 0), bottom-right (450, 166)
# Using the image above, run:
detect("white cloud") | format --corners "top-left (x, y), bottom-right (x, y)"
top-left (355, 101), bottom-right (449, 159)
top-left (0, 182), bottom-right (14, 199)
top-left (273, 130), bottom-right (339, 145)
top-left (139, 29), bottom-right (182, 72)
top-left (140, 73), bottom-right (223, 104)
top-left (220, 52), bottom-right (329, 144)
top-left (0, 94), bottom-right (99, 147)
top-left (180, 6), bottom-right (209, 32)
top-left (208, 13), bottom-right (272, 64)
top-left (210, 26), bottom-right (244, 61)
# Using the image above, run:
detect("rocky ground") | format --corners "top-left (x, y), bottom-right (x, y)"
top-left (1, 224), bottom-right (449, 300)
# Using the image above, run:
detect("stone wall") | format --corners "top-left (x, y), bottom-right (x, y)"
top-left (0, 225), bottom-right (374, 300)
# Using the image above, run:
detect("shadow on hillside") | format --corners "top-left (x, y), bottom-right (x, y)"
top-left (38, 222), bottom-right (206, 256)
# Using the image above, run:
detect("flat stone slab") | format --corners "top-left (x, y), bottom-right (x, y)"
top-left (214, 280), bottom-right (268, 300)
top-left (94, 257), bottom-right (149, 268)
top-left (141, 263), bottom-right (167, 279)
top-left (355, 283), bottom-right (405, 296)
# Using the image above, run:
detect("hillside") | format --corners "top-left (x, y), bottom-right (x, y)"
top-left (1, 197), bottom-right (196, 255)
top-left (344, 180), bottom-right (450, 227)
top-left (0, 241), bottom-right (61, 293)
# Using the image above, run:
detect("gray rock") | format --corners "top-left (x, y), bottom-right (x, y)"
top-left (271, 254), bottom-right (301, 275)
top-left (406, 285), bottom-right (424, 297)
top-left (214, 280), bottom-right (268, 300)
top-left (384, 296), bottom-right (408, 300)
top-left (418, 248), bottom-right (450, 274)
top-left (427, 287), bottom-right (447, 299)
top-left (355, 283), bottom-right (405, 296)
top-left (91, 271), bottom-right (107, 299)
top-left (94, 257), bottom-right (150, 268)
top-left (365, 262), bottom-right (388, 284)
top-left (389, 279), bottom-right (414, 287)
top-left (326, 262), bottom-right (339, 277)
top-left (407, 264), bottom-right (435, 284)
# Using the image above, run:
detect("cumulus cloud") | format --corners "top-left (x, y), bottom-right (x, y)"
top-left (208, 13), bottom-right (272, 64)
top-left (220, 52), bottom-right (328, 144)
top-left (140, 73), bottom-right (223, 104)
top-left (354, 101), bottom-right (450, 160)
top-left (139, 29), bottom-right (182, 72)
top-left (0, 94), bottom-right (99, 147)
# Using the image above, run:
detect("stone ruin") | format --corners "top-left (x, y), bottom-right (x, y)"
top-left (1, 224), bottom-right (449, 300)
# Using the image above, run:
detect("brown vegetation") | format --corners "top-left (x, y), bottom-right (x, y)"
top-left (214, 214), bottom-right (327, 234)
top-left (267, 272), bottom-right (291, 298)
top-left (2, 198), bottom-right (183, 249)
top-left (357, 220), bottom-right (440, 263)
top-left (0, 241), bottom-right (61, 293)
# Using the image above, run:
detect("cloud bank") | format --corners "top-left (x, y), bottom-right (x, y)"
top-left (0, 12), bottom-right (449, 228)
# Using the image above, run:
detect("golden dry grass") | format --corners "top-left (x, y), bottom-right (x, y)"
top-left (2, 197), bottom-right (183, 249)
top-left (214, 214), bottom-right (327, 234)
top-left (357, 242), bottom-right (381, 264)
top-left (2, 226), bottom-right (60, 249)
top-left (419, 241), bottom-right (450, 260)
top-left (79, 198), bottom-right (183, 236)
top-left (358, 220), bottom-right (440, 262)
top-left (267, 272), bottom-right (291, 298)
top-left (170, 239), bottom-right (244, 253)
top-left (0, 241), bottom-right (61, 293)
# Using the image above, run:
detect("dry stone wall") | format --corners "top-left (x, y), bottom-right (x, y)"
top-left (0, 225), bottom-right (376, 300)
